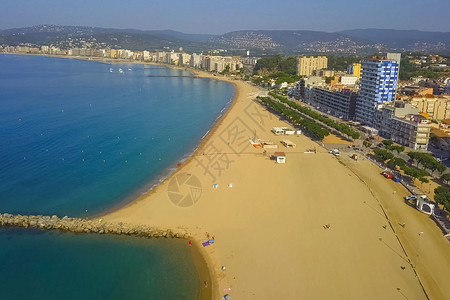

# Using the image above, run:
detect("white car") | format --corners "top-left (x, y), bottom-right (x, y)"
top-left (404, 195), bottom-right (417, 201)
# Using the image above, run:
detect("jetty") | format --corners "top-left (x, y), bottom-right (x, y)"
top-left (0, 213), bottom-right (189, 239)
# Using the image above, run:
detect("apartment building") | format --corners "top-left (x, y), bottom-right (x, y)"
top-left (355, 58), bottom-right (399, 126)
top-left (296, 56), bottom-right (328, 76)
top-left (347, 63), bottom-right (362, 79)
top-left (376, 102), bottom-right (430, 150)
top-left (340, 76), bottom-right (358, 86)
top-left (311, 88), bottom-right (358, 120)
top-left (410, 94), bottom-right (450, 121)
top-left (190, 53), bottom-right (203, 68)
top-left (390, 115), bottom-right (431, 150)
top-left (289, 76), bottom-right (326, 101)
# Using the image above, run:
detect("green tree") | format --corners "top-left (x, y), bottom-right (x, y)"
top-left (373, 148), bottom-right (394, 162)
top-left (254, 55), bottom-right (297, 75)
top-left (418, 177), bottom-right (429, 183)
top-left (382, 140), bottom-right (394, 147)
top-left (363, 141), bottom-right (372, 148)
top-left (327, 55), bottom-right (362, 71)
top-left (441, 173), bottom-right (450, 185)
top-left (434, 186), bottom-right (450, 208)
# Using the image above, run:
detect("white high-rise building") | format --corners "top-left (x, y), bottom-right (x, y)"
top-left (355, 59), bottom-right (399, 126)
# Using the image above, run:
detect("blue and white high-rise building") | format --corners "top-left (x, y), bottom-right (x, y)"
top-left (355, 59), bottom-right (399, 126)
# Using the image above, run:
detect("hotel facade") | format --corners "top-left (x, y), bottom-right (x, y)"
top-left (355, 59), bottom-right (399, 126)
top-left (296, 56), bottom-right (328, 76)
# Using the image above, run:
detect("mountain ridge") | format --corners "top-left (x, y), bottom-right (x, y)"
top-left (1, 25), bottom-right (449, 55)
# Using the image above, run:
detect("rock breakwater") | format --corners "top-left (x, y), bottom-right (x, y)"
top-left (0, 213), bottom-right (189, 239)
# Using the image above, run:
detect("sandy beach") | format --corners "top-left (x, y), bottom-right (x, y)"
top-left (101, 69), bottom-right (450, 299)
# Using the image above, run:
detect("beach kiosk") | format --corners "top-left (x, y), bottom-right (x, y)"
top-left (416, 195), bottom-right (435, 215)
top-left (281, 140), bottom-right (296, 148)
top-left (272, 127), bottom-right (286, 135)
top-left (273, 152), bottom-right (286, 163)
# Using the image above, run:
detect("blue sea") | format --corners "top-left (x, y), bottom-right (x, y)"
top-left (0, 54), bottom-right (234, 299)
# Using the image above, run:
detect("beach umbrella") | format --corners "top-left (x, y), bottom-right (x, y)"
top-left (222, 294), bottom-right (231, 299)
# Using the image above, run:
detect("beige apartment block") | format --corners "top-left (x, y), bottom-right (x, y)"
top-left (390, 115), bottom-right (431, 150)
top-left (410, 95), bottom-right (450, 121)
top-left (297, 56), bottom-right (328, 76)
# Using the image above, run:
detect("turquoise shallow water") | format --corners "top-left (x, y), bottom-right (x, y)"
top-left (0, 228), bottom-right (199, 300)
top-left (0, 54), bottom-right (234, 299)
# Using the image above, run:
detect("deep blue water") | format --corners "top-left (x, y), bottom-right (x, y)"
top-left (0, 54), bottom-right (234, 299)
top-left (0, 54), bottom-right (233, 216)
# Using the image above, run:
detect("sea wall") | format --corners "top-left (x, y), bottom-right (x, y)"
top-left (0, 213), bottom-right (189, 239)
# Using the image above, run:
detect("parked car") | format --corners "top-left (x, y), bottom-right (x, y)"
top-left (404, 195), bottom-right (417, 201)
top-left (381, 171), bottom-right (393, 179)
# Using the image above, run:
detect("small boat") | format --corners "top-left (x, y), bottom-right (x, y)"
top-left (109, 68), bottom-right (113, 72)
top-left (249, 139), bottom-right (261, 148)
top-left (118, 68), bottom-right (124, 73)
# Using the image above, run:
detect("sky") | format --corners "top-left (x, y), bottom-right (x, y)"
top-left (1, 0), bottom-right (449, 34)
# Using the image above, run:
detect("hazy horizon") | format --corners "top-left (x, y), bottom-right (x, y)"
top-left (1, 0), bottom-right (449, 35)
top-left (2, 24), bottom-right (450, 35)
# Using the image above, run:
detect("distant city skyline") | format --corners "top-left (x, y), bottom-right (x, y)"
top-left (1, 0), bottom-right (449, 34)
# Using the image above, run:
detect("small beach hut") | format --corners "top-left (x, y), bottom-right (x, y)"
top-left (271, 127), bottom-right (286, 135)
top-left (273, 152), bottom-right (286, 163)
top-left (281, 140), bottom-right (296, 148)
top-left (416, 196), bottom-right (435, 215)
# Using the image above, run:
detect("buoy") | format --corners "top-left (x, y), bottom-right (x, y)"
top-left (62, 158), bottom-right (64, 161)
top-left (125, 160), bottom-right (128, 163)
top-left (103, 160), bottom-right (106, 163)
top-left (19, 118), bottom-right (22, 122)
top-left (61, 109), bottom-right (64, 112)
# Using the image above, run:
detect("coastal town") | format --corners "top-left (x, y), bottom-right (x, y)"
top-left (2, 25), bottom-right (450, 300)
top-left (2, 43), bottom-right (448, 156)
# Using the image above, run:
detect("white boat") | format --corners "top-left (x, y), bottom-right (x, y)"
top-left (109, 68), bottom-right (113, 72)
top-left (118, 68), bottom-right (124, 73)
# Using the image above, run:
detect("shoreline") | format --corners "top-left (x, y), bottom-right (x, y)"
top-left (7, 53), bottom-right (450, 299)
top-left (90, 58), bottom-right (240, 299)
top-left (101, 68), bottom-right (450, 299)
top-left (3, 53), bottom-right (228, 299)
top-left (94, 77), bottom-right (237, 220)
top-left (87, 57), bottom-right (244, 299)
